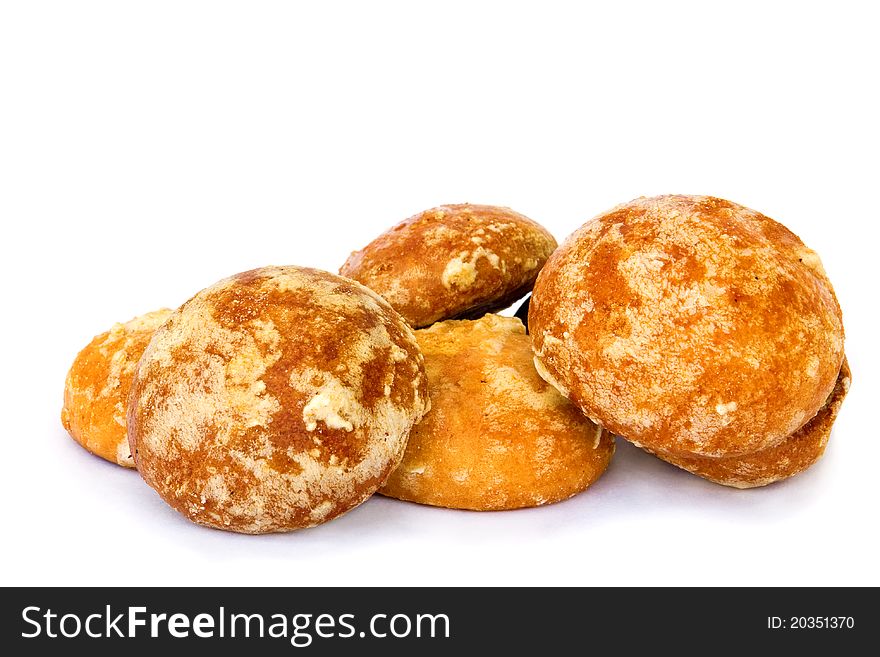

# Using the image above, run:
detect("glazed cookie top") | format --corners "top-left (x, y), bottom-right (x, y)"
top-left (530, 195), bottom-right (845, 457)
top-left (128, 266), bottom-right (429, 533)
top-left (62, 309), bottom-right (173, 467)
top-left (340, 204), bottom-right (558, 327)
top-left (381, 314), bottom-right (614, 510)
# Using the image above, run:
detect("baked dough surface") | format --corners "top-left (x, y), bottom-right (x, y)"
top-left (62, 309), bottom-right (173, 467)
top-left (656, 358), bottom-right (850, 487)
top-left (381, 315), bottom-right (614, 510)
top-left (128, 266), bottom-right (429, 533)
top-left (341, 204), bottom-right (557, 327)
top-left (530, 195), bottom-right (845, 458)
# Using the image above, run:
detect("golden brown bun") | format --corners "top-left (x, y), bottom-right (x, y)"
top-left (62, 309), bottom-right (173, 467)
top-left (128, 266), bottom-right (429, 534)
top-left (340, 204), bottom-right (557, 328)
top-left (380, 315), bottom-right (614, 510)
top-left (655, 358), bottom-right (850, 488)
top-left (530, 195), bottom-right (845, 458)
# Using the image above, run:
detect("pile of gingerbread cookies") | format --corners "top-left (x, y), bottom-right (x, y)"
top-left (62, 195), bottom-right (850, 534)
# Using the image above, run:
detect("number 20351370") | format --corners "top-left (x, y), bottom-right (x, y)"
top-left (768, 617), bottom-right (855, 630)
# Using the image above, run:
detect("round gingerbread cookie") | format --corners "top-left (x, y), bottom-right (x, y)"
top-left (380, 314), bottom-right (614, 510)
top-left (62, 309), bottom-right (173, 467)
top-left (341, 204), bottom-right (557, 328)
top-left (530, 195), bottom-right (845, 459)
top-left (128, 266), bottom-right (430, 533)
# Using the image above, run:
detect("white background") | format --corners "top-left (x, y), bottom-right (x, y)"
top-left (1, 1), bottom-right (878, 586)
